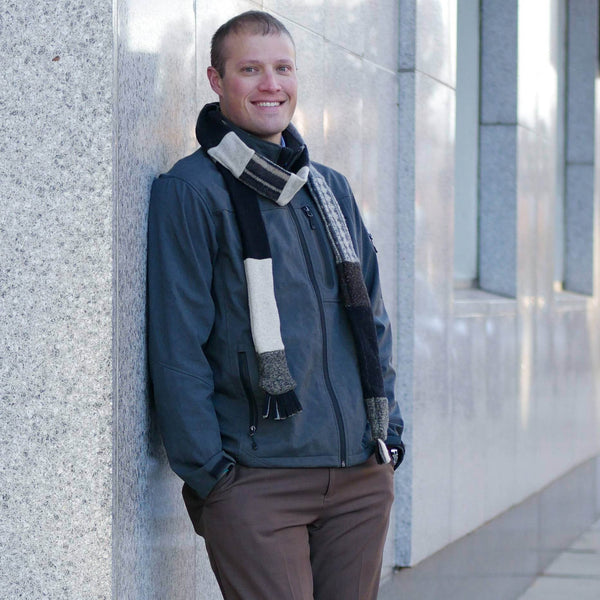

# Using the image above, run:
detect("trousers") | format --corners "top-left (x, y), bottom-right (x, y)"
top-left (197, 455), bottom-right (394, 600)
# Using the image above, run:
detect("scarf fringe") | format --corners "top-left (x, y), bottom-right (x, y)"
top-left (263, 390), bottom-right (303, 420)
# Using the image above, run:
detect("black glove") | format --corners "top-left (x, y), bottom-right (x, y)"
top-left (388, 442), bottom-right (405, 470)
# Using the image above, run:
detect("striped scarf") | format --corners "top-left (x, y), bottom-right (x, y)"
top-left (196, 103), bottom-right (391, 461)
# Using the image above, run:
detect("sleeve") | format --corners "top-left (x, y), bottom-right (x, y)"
top-left (342, 179), bottom-right (405, 449)
top-left (147, 174), bottom-right (234, 498)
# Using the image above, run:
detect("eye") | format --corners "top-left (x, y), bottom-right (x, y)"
top-left (241, 66), bottom-right (258, 73)
top-left (277, 64), bottom-right (293, 73)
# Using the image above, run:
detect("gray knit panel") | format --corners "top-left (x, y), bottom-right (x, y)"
top-left (365, 397), bottom-right (389, 441)
top-left (257, 350), bottom-right (297, 395)
top-left (308, 168), bottom-right (358, 264)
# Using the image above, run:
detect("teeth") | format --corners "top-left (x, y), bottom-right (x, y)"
top-left (256, 102), bottom-right (281, 107)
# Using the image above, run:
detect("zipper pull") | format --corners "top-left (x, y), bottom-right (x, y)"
top-left (301, 205), bottom-right (316, 229)
top-left (368, 233), bottom-right (378, 253)
top-left (249, 425), bottom-right (257, 450)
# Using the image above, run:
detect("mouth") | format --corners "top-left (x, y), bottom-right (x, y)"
top-left (253, 101), bottom-right (284, 107)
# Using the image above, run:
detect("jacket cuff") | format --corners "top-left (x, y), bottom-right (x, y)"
top-left (385, 429), bottom-right (404, 449)
top-left (184, 451), bottom-right (236, 499)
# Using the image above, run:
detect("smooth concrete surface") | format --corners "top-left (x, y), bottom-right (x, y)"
top-left (409, 70), bottom-right (456, 564)
top-left (379, 456), bottom-right (600, 600)
top-left (0, 1), bottom-right (113, 598)
top-left (517, 519), bottom-right (600, 600)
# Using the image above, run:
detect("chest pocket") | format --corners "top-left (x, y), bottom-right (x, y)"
top-left (295, 203), bottom-right (339, 299)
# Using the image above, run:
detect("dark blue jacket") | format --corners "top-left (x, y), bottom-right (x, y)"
top-left (147, 137), bottom-right (403, 498)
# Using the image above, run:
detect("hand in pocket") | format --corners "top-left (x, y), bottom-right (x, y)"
top-left (182, 482), bottom-right (206, 537)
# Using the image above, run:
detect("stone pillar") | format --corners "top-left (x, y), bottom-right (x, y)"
top-left (0, 1), bottom-right (113, 598)
top-left (396, 0), bottom-right (457, 565)
top-left (564, 0), bottom-right (598, 294)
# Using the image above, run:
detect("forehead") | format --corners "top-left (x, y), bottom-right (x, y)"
top-left (221, 32), bottom-right (296, 64)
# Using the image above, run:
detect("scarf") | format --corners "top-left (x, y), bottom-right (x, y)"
top-left (196, 103), bottom-right (391, 462)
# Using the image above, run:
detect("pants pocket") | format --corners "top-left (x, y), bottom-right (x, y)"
top-left (182, 482), bottom-right (206, 537)
top-left (182, 467), bottom-right (238, 537)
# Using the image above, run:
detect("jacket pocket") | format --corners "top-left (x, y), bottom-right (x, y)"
top-left (299, 204), bottom-right (337, 293)
top-left (238, 351), bottom-right (258, 450)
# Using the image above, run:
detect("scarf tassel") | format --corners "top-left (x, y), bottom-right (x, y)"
top-left (263, 390), bottom-right (303, 420)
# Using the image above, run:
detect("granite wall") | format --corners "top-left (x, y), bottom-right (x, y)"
top-left (1, 1), bottom-right (113, 598)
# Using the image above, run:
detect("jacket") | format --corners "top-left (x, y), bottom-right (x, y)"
top-left (147, 133), bottom-right (404, 499)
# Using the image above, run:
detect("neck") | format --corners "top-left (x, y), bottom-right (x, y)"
top-left (224, 117), bottom-right (284, 162)
top-left (196, 102), bottom-right (306, 171)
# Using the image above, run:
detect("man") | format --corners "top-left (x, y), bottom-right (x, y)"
top-left (147, 10), bottom-right (404, 600)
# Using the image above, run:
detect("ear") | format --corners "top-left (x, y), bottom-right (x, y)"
top-left (207, 66), bottom-right (224, 97)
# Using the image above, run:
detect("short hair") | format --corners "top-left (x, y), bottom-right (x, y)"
top-left (211, 11), bottom-right (294, 76)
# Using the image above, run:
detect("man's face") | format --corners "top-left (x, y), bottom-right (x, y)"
top-left (207, 32), bottom-right (297, 144)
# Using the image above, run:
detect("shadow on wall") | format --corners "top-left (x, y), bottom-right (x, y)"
top-left (114, 4), bottom-right (209, 598)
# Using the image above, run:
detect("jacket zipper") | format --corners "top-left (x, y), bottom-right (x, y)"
top-left (289, 205), bottom-right (348, 467)
top-left (238, 352), bottom-right (258, 450)
top-left (301, 205), bottom-right (316, 229)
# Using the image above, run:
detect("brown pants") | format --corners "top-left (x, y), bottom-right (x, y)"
top-left (199, 456), bottom-right (394, 600)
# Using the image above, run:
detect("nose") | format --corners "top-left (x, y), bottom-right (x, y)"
top-left (258, 68), bottom-right (282, 92)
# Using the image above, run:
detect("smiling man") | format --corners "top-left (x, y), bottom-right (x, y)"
top-left (206, 27), bottom-right (297, 144)
top-left (147, 10), bottom-right (404, 600)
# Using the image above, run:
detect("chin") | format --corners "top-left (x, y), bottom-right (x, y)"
top-left (254, 125), bottom-right (288, 141)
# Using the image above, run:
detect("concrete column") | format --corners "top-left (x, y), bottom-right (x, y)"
top-left (397, 0), bottom-right (457, 565)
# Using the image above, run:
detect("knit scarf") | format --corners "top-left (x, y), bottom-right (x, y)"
top-left (196, 103), bottom-right (391, 461)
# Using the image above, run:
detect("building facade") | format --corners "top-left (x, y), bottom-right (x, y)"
top-left (1, 0), bottom-right (599, 598)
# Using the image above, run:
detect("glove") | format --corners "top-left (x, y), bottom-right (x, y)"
top-left (388, 442), bottom-right (405, 470)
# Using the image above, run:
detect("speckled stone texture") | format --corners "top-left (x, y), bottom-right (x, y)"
top-left (0, 1), bottom-right (113, 599)
top-left (478, 0), bottom-right (519, 298)
top-left (564, 0), bottom-right (598, 295)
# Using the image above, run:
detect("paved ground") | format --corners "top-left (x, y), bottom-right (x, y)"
top-left (517, 519), bottom-right (600, 600)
